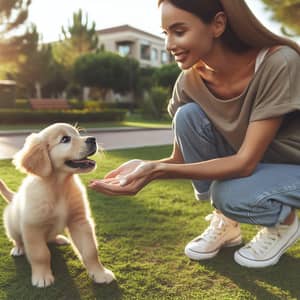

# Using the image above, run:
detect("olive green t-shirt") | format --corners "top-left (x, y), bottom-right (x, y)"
top-left (168, 46), bottom-right (300, 164)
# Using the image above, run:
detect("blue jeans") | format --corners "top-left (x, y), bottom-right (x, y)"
top-left (173, 102), bottom-right (300, 227)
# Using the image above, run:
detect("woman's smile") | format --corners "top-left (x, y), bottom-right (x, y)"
top-left (160, 1), bottom-right (215, 70)
top-left (173, 51), bottom-right (189, 63)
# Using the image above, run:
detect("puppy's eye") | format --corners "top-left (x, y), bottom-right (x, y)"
top-left (60, 136), bottom-right (71, 143)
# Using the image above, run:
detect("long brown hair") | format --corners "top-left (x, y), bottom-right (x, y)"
top-left (158, 0), bottom-right (252, 53)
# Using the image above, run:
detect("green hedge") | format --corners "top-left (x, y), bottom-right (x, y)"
top-left (0, 109), bottom-right (126, 124)
top-left (15, 99), bottom-right (31, 109)
top-left (15, 99), bottom-right (137, 111)
top-left (69, 99), bottom-right (137, 111)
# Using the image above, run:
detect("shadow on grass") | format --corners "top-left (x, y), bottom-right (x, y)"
top-left (92, 280), bottom-right (122, 300)
top-left (6, 244), bottom-right (122, 300)
top-left (200, 246), bottom-right (300, 299)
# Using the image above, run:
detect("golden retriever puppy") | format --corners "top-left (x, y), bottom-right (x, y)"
top-left (0, 123), bottom-right (115, 288)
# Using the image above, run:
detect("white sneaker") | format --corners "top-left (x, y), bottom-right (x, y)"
top-left (184, 211), bottom-right (242, 260)
top-left (234, 215), bottom-right (300, 268)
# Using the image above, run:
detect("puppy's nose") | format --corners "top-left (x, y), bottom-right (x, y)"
top-left (85, 137), bottom-right (96, 145)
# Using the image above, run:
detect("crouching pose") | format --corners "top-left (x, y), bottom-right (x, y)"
top-left (90, 0), bottom-right (300, 268)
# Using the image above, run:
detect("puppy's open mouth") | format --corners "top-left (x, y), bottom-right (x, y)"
top-left (65, 158), bottom-right (96, 169)
top-left (65, 149), bottom-right (97, 169)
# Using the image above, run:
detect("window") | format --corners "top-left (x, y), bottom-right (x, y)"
top-left (161, 50), bottom-right (169, 64)
top-left (140, 42), bottom-right (151, 60)
top-left (117, 42), bottom-right (132, 57)
top-left (151, 48), bottom-right (158, 62)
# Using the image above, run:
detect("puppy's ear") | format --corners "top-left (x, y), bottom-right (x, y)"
top-left (13, 133), bottom-right (52, 177)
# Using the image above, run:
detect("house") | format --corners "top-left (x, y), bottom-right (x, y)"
top-left (96, 24), bottom-right (172, 67)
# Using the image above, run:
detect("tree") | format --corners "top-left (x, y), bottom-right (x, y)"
top-left (16, 25), bottom-right (48, 97)
top-left (16, 25), bottom-right (66, 98)
top-left (261, 0), bottom-right (300, 36)
top-left (0, 0), bottom-right (31, 62)
top-left (74, 52), bottom-right (139, 100)
top-left (42, 62), bottom-right (68, 98)
top-left (135, 66), bottom-right (156, 96)
top-left (52, 9), bottom-right (99, 70)
top-left (153, 63), bottom-right (181, 91)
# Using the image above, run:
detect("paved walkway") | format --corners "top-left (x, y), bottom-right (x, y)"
top-left (0, 127), bottom-right (174, 159)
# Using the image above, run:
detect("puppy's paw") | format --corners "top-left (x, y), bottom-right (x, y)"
top-left (90, 268), bottom-right (116, 284)
top-left (10, 246), bottom-right (25, 256)
top-left (32, 271), bottom-right (55, 288)
top-left (54, 235), bottom-right (70, 245)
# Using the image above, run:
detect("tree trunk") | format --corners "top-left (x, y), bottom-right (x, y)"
top-left (35, 82), bottom-right (42, 98)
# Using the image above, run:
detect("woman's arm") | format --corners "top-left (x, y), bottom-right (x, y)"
top-left (89, 138), bottom-right (183, 194)
top-left (154, 117), bottom-right (283, 180)
top-left (157, 138), bottom-right (184, 164)
top-left (89, 117), bottom-right (282, 195)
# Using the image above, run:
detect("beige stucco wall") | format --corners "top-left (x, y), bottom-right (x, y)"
top-left (97, 28), bottom-right (170, 67)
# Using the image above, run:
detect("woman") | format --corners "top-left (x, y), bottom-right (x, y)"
top-left (89, 0), bottom-right (300, 268)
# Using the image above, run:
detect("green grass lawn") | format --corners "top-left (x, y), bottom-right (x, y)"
top-left (0, 146), bottom-right (300, 300)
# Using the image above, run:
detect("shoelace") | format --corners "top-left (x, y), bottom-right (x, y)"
top-left (246, 227), bottom-right (283, 256)
top-left (196, 213), bottom-right (227, 242)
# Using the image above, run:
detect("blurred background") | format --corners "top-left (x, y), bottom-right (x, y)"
top-left (0, 0), bottom-right (299, 124)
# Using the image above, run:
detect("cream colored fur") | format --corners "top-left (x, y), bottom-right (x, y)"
top-left (0, 123), bottom-right (115, 288)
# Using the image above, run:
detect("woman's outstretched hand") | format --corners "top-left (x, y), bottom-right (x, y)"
top-left (88, 159), bottom-right (159, 196)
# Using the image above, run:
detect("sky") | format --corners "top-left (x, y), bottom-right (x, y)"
top-left (26, 0), bottom-right (293, 43)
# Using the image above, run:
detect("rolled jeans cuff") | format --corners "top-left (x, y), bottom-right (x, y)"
top-left (194, 190), bottom-right (210, 201)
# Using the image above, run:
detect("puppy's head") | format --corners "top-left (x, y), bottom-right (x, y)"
top-left (13, 123), bottom-right (98, 177)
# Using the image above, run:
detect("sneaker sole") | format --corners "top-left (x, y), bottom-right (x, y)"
top-left (185, 235), bottom-right (243, 261)
top-left (234, 222), bottom-right (300, 268)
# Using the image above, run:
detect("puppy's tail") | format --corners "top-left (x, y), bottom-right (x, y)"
top-left (0, 179), bottom-right (14, 203)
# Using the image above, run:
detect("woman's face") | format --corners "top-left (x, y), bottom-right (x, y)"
top-left (160, 1), bottom-right (216, 70)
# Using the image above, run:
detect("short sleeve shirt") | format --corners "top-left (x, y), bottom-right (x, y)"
top-left (168, 46), bottom-right (300, 164)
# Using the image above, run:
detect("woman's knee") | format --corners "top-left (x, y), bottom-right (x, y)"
top-left (210, 180), bottom-right (243, 218)
top-left (173, 102), bottom-right (209, 136)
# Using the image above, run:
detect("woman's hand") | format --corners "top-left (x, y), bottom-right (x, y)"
top-left (88, 159), bottom-right (160, 196)
top-left (104, 159), bottom-right (144, 180)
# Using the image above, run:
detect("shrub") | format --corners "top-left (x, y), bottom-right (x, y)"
top-left (0, 109), bottom-right (126, 124)
top-left (153, 63), bottom-right (181, 90)
top-left (83, 100), bottom-right (103, 111)
top-left (68, 99), bottom-right (138, 111)
top-left (68, 98), bottom-right (84, 110)
top-left (15, 99), bottom-right (31, 109)
top-left (142, 86), bottom-right (170, 120)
